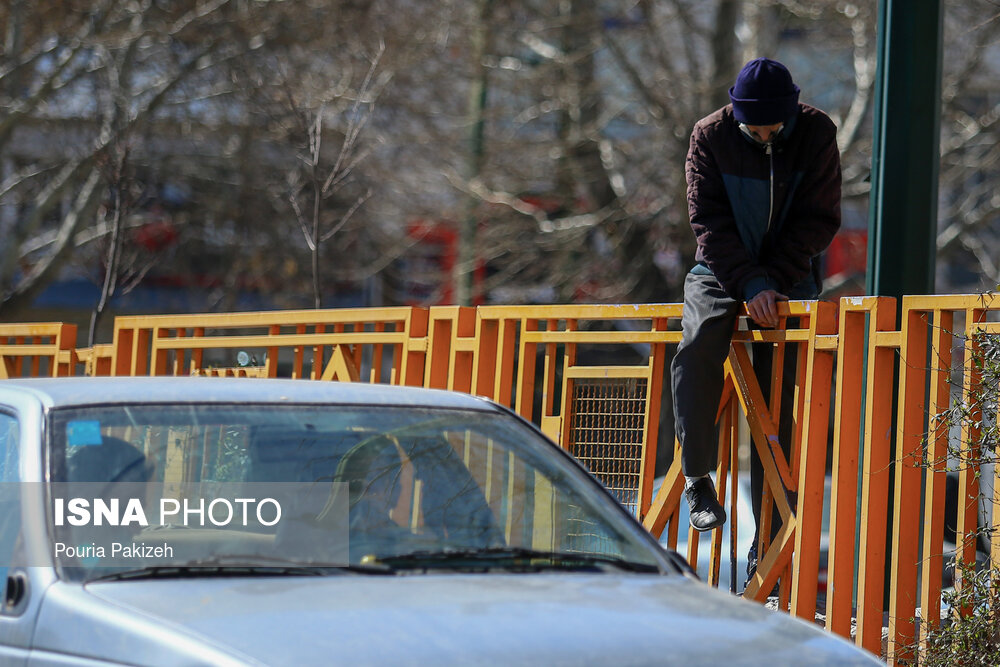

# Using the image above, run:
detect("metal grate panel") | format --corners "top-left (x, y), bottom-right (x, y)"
top-left (567, 377), bottom-right (647, 516)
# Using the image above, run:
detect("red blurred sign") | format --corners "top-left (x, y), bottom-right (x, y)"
top-left (402, 220), bottom-right (484, 306)
top-left (825, 230), bottom-right (867, 279)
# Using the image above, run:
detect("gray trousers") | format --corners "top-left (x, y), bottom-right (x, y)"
top-left (671, 272), bottom-right (797, 542)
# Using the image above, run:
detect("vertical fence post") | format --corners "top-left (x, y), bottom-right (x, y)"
top-left (638, 316), bottom-right (669, 519)
top-left (954, 308), bottom-right (986, 607)
top-left (789, 301), bottom-right (836, 622)
top-left (515, 318), bottom-right (539, 423)
top-left (918, 307), bottom-right (954, 648)
top-left (855, 298), bottom-right (897, 654)
top-left (887, 299), bottom-right (930, 662)
top-left (401, 307), bottom-right (429, 387)
top-left (826, 298), bottom-right (868, 637)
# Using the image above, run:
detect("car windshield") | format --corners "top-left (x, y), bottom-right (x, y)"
top-left (47, 404), bottom-right (663, 580)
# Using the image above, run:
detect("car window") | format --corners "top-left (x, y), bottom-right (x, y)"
top-left (0, 411), bottom-right (21, 605)
top-left (47, 405), bottom-right (662, 579)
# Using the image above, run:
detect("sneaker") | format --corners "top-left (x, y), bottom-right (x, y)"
top-left (684, 477), bottom-right (726, 532)
top-left (745, 544), bottom-right (779, 597)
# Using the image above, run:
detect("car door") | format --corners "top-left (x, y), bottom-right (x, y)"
top-left (0, 408), bottom-right (30, 665)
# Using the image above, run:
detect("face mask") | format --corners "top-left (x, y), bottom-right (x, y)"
top-left (738, 122), bottom-right (784, 146)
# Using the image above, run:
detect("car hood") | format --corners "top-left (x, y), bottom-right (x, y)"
top-left (51, 574), bottom-right (877, 666)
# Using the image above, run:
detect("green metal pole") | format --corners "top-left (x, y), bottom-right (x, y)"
top-left (866, 1), bottom-right (944, 623)
top-left (866, 0), bottom-right (943, 298)
top-left (455, 0), bottom-right (493, 307)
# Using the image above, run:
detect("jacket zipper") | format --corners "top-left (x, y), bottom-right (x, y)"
top-left (765, 143), bottom-right (775, 233)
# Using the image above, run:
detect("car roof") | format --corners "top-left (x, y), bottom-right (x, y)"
top-left (0, 377), bottom-right (496, 412)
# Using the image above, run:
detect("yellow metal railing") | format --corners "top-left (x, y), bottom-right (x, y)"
top-left (887, 294), bottom-right (1000, 662)
top-left (0, 323), bottom-right (78, 378)
top-left (643, 301), bottom-right (837, 619)
top-left (5, 294), bottom-right (1000, 663)
top-left (469, 304), bottom-right (681, 517)
top-left (107, 307), bottom-right (430, 384)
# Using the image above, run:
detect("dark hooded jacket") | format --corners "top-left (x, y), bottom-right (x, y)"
top-left (685, 103), bottom-right (841, 301)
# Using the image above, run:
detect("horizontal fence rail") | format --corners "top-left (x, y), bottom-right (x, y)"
top-left (4, 293), bottom-right (1000, 663)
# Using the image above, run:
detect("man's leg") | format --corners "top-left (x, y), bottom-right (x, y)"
top-left (671, 272), bottom-right (740, 531)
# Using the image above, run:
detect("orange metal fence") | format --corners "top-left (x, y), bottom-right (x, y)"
top-left (468, 304), bottom-right (681, 517)
top-left (0, 323), bottom-right (77, 378)
top-left (107, 307), bottom-right (430, 384)
top-left (886, 295), bottom-right (999, 662)
top-left (642, 301), bottom-right (837, 619)
top-left (4, 294), bottom-right (1000, 663)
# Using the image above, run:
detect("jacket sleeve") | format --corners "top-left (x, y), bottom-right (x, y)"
top-left (764, 124), bottom-right (842, 290)
top-left (686, 124), bottom-right (777, 301)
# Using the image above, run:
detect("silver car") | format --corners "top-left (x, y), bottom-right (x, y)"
top-left (0, 377), bottom-right (878, 666)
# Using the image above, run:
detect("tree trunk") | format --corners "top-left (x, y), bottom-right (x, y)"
top-left (710, 0), bottom-right (742, 112)
top-left (312, 178), bottom-right (322, 308)
top-left (89, 185), bottom-right (124, 346)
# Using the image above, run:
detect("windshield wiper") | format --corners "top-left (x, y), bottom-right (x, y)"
top-left (86, 555), bottom-right (391, 582)
top-left (373, 547), bottom-right (662, 573)
top-left (86, 565), bottom-right (326, 582)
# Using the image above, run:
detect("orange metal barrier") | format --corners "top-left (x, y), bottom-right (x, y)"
top-left (5, 294), bottom-right (1000, 662)
top-left (469, 304), bottom-right (682, 517)
top-left (74, 343), bottom-right (114, 376)
top-left (107, 308), bottom-right (430, 385)
top-left (886, 294), bottom-right (999, 662)
top-left (0, 323), bottom-right (78, 378)
top-left (106, 304), bottom-right (679, 519)
top-left (643, 301), bottom-right (837, 621)
top-left (825, 296), bottom-right (898, 653)
top-left (642, 293), bottom-right (1000, 663)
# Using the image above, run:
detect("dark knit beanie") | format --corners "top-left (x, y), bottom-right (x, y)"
top-left (728, 58), bottom-right (800, 125)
